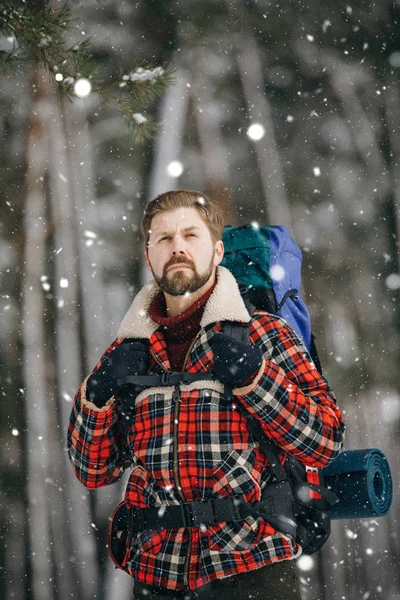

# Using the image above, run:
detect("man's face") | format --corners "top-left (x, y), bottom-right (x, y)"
top-left (145, 207), bottom-right (224, 296)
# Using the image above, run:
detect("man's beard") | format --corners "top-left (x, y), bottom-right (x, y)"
top-left (151, 256), bottom-right (215, 296)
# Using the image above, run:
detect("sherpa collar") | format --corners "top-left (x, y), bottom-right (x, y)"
top-left (116, 265), bottom-right (251, 339)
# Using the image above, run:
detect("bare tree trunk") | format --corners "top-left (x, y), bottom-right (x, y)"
top-left (21, 67), bottom-right (53, 600)
top-left (322, 52), bottom-right (390, 200)
top-left (46, 93), bottom-right (100, 600)
top-left (62, 102), bottom-right (109, 365)
top-left (231, 35), bottom-right (292, 227)
top-left (46, 413), bottom-right (76, 600)
top-left (141, 68), bottom-right (190, 284)
top-left (191, 68), bottom-right (236, 225)
top-left (147, 68), bottom-right (190, 201)
top-left (5, 502), bottom-right (26, 599)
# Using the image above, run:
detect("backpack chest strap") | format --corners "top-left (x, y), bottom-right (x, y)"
top-left (117, 372), bottom-right (211, 388)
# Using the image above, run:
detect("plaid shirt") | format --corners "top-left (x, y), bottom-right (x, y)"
top-left (68, 267), bottom-right (345, 591)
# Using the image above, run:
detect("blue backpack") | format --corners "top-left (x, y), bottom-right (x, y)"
top-left (221, 224), bottom-right (321, 372)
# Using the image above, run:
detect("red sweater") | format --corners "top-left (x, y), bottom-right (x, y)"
top-left (148, 281), bottom-right (217, 371)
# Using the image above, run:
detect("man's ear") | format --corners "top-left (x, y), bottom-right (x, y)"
top-left (144, 250), bottom-right (151, 272)
top-left (213, 240), bottom-right (224, 267)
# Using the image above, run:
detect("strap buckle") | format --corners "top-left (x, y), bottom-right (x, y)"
top-left (179, 500), bottom-right (217, 527)
top-left (190, 500), bottom-right (216, 527)
top-left (160, 372), bottom-right (180, 386)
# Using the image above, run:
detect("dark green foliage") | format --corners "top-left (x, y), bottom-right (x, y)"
top-left (0, 0), bottom-right (174, 142)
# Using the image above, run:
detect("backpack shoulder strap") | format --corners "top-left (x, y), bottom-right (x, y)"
top-left (221, 284), bottom-right (255, 343)
top-left (221, 285), bottom-right (286, 482)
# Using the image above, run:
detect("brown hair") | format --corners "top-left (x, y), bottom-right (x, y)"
top-left (141, 189), bottom-right (224, 248)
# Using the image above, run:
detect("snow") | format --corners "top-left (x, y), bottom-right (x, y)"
top-left (380, 393), bottom-right (400, 422)
top-left (133, 113), bottom-right (148, 125)
top-left (166, 161), bottom-right (184, 178)
top-left (385, 273), bottom-right (400, 290)
top-left (127, 66), bottom-right (164, 83)
top-left (62, 392), bottom-right (72, 403)
top-left (270, 265), bottom-right (285, 282)
top-left (84, 230), bottom-right (97, 239)
top-left (345, 528), bottom-right (358, 540)
top-left (389, 52), bottom-right (400, 67)
top-left (74, 79), bottom-right (92, 97)
top-left (297, 554), bottom-right (315, 571)
top-left (322, 19), bottom-right (331, 33)
top-left (247, 123), bottom-right (265, 141)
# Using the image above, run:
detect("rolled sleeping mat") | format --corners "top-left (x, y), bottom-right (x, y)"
top-left (321, 449), bottom-right (393, 520)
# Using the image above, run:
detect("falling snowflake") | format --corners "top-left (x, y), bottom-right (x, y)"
top-left (167, 161), bottom-right (184, 178)
top-left (270, 265), bottom-right (285, 282)
top-left (247, 123), bottom-right (265, 141)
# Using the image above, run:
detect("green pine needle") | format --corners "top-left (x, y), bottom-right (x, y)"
top-left (0, 1), bottom-right (174, 143)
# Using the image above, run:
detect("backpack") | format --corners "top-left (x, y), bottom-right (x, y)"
top-left (221, 224), bottom-right (321, 371)
top-left (221, 224), bottom-right (334, 553)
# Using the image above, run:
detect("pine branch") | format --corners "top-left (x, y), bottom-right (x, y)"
top-left (0, 2), bottom-right (73, 64)
top-left (117, 63), bottom-right (174, 104)
top-left (0, 1), bottom-right (174, 142)
top-left (0, 50), bottom-right (30, 75)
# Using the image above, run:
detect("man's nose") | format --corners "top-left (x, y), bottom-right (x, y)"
top-left (170, 236), bottom-right (187, 255)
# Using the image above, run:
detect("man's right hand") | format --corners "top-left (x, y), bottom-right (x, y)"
top-left (86, 340), bottom-right (149, 408)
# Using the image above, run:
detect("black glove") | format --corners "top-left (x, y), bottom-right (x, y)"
top-left (86, 340), bottom-right (149, 408)
top-left (209, 333), bottom-right (263, 389)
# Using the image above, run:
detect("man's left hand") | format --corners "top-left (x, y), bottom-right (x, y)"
top-left (209, 333), bottom-right (263, 389)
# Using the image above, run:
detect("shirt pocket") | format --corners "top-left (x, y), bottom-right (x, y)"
top-left (125, 463), bottom-right (164, 507)
top-left (207, 448), bottom-right (269, 552)
top-left (212, 447), bottom-right (266, 502)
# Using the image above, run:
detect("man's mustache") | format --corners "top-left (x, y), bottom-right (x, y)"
top-left (165, 258), bottom-right (194, 271)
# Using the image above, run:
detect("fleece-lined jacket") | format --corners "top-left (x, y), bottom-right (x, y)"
top-left (67, 266), bottom-right (345, 591)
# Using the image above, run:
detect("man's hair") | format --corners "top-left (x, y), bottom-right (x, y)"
top-left (141, 189), bottom-right (224, 248)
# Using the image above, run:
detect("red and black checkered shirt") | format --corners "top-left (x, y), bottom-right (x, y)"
top-left (68, 292), bottom-right (345, 591)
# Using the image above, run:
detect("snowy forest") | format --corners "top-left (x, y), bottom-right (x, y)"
top-left (1, 0), bottom-right (400, 599)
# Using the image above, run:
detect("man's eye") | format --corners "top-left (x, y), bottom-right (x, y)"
top-left (187, 233), bottom-right (197, 237)
top-left (160, 236), bottom-right (171, 241)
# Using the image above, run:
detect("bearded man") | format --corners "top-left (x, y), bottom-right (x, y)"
top-left (68, 189), bottom-right (345, 600)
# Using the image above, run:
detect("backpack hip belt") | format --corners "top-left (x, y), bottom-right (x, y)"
top-left (127, 480), bottom-right (297, 539)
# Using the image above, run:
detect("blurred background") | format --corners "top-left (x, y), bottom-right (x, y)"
top-left (1, 1), bottom-right (399, 599)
